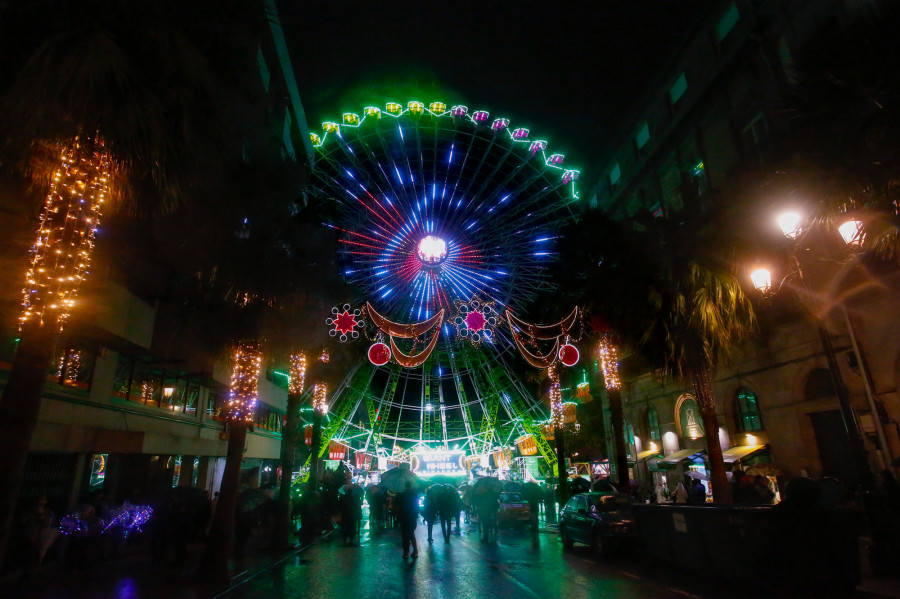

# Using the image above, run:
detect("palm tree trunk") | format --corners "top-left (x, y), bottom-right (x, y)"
top-left (309, 409), bottom-right (323, 490)
top-left (271, 392), bottom-right (300, 549)
top-left (691, 366), bottom-right (731, 503)
top-left (201, 421), bottom-right (248, 581)
top-left (554, 428), bottom-right (569, 504)
top-left (608, 387), bottom-right (630, 491)
top-left (0, 322), bottom-right (57, 566)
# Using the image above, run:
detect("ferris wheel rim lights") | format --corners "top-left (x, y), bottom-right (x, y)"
top-left (310, 100), bottom-right (580, 188)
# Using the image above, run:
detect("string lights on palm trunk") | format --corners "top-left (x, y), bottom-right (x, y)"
top-left (229, 340), bottom-right (262, 423)
top-left (21, 136), bottom-right (110, 331)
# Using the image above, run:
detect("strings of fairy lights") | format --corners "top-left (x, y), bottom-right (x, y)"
top-left (288, 351), bottom-right (308, 395)
top-left (21, 137), bottom-right (109, 331)
top-left (548, 363), bottom-right (564, 429)
top-left (598, 334), bottom-right (621, 390)
top-left (229, 341), bottom-right (262, 422)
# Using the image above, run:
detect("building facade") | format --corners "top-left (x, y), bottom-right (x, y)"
top-left (587, 0), bottom-right (900, 497)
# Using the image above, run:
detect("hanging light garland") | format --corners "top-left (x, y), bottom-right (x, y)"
top-left (548, 363), bottom-right (564, 429)
top-left (229, 340), bottom-right (262, 422)
top-left (313, 383), bottom-right (328, 414)
top-left (20, 137), bottom-right (110, 331)
top-left (598, 333), bottom-right (621, 390)
top-left (288, 351), bottom-right (308, 395)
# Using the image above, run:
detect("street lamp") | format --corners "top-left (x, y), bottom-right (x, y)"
top-left (751, 210), bottom-right (896, 570)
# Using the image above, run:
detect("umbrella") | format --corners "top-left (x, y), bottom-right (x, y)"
top-left (236, 488), bottom-right (268, 513)
top-left (685, 470), bottom-right (709, 481)
top-left (380, 466), bottom-right (422, 493)
top-left (520, 482), bottom-right (543, 505)
top-left (428, 475), bottom-right (459, 486)
top-left (503, 481), bottom-right (522, 492)
top-left (568, 476), bottom-right (591, 493)
top-left (471, 476), bottom-right (503, 495)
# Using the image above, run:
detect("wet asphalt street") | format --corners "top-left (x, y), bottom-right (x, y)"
top-left (222, 521), bottom-right (768, 599)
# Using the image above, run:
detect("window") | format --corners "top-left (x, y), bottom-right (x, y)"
top-left (676, 395), bottom-right (705, 439)
top-left (735, 387), bottom-right (764, 432)
top-left (668, 73), bottom-right (688, 106)
top-left (648, 406), bottom-right (661, 442)
top-left (715, 3), bottom-right (740, 42)
top-left (635, 122), bottom-right (650, 151)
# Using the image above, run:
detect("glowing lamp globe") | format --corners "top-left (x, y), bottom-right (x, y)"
top-left (777, 211), bottom-right (803, 239)
top-left (750, 268), bottom-right (772, 294)
top-left (417, 235), bottom-right (447, 265)
top-left (368, 342), bottom-right (392, 366)
top-left (558, 343), bottom-right (580, 367)
top-left (838, 219), bottom-right (864, 245)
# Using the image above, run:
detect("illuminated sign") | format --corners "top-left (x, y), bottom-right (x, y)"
top-left (411, 450), bottom-right (466, 475)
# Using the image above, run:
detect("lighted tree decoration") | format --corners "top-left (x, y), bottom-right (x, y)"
top-left (21, 137), bottom-right (109, 331)
top-left (548, 363), bottom-right (564, 429)
top-left (598, 332), bottom-right (629, 490)
top-left (288, 351), bottom-right (308, 395)
top-left (228, 341), bottom-right (262, 422)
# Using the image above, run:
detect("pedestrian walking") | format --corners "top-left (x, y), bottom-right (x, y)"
top-left (688, 479), bottom-right (706, 504)
top-left (396, 481), bottom-right (419, 558)
top-left (338, 472), bottom-right (363, 545)
top-left (674, 482), bottom-right (688, 503)
top-left (423, 485), bottom-right (439, 543)
top-left (436, 485), bottom-right (460, 542)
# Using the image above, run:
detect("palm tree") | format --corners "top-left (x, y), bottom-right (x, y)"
top-left (636, 213), bottom-right (757, 503)
top-left (0, 0), bottom-right (260, 561)
top-left (559, 208), bottom-right (756, 502)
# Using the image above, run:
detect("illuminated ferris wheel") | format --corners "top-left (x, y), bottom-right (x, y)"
top-left (309, 101), bottom-right (581, 470)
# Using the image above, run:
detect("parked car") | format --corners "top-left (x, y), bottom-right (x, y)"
top-left (559, 492), bottom-right (637, 555)
top-left (497, 492), bottom-right (531, 527)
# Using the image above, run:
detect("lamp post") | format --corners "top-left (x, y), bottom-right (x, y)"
top-left (752, 211), bottom-right (898, 574)
top-left (750, 212), bottom-right (874, 490)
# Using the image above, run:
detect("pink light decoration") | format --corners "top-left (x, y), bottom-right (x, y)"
top-left (451, 105), bottom-right (469, 117)
top-left (512, 128), bottom-right (529, 140)
top-left (548, 154), bottom-right (565, 166)
top-left (491, 118), bottom-right (509, 131)
top-left (562, 170), bottom-right (580, 184)
top-left (529, 140), bottom-right (547, 155)
top-left (472, 110), bottom-right (489, 124)
top-left (464, 310), bottom-right (487, 332)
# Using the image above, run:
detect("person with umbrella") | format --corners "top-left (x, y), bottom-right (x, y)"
top-left (338, 472), bottom-right (364, 545)
top-left (422, 484), bottom-right (440, 543)
top-left (396, 480), bottom-right (419, 559)
top-left (471, 476), bottom-right (502, 544)
top-left (436, 485), bottom-right (462, 542)
top-left (520, 482), bottom-right (543, 531)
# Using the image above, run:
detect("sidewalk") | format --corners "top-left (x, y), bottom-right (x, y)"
top-left (1, 522), bottom-right (329, 599)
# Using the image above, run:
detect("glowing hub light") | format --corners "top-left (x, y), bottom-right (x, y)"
top-left (839, 219), bottom-right (864, 245)
top-left (429, 101), bottom-right (446, 113)
top-left (750, 268), bottom-right (772, 293)
top-left (385, 102), bottom-right (402, 115)
top-left (472, 110), bottom-right (489, 124)
top-left (417, 235), bottom-right (447, 265)
top-left (778, 211), bottom-right (803, 239)
top-left (512, 128), bottom-right (529, 140)
top-left (343, 113), bottom-right (360, 125)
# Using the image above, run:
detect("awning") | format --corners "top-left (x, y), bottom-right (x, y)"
top-left (722, 444), bottom-right (766, 463)
top-left (660, 448), bottom-right (705, 464)
top-left (637, 449), bottom-right (662, 461)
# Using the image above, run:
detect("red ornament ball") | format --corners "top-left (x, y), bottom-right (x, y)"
top-left (558, 343), bottom-right (580, 367)
top-left (368, 342), bottom-right (392, 366)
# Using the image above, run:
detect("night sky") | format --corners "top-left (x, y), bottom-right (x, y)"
top-left (281, 0), bottom-right (715, 190)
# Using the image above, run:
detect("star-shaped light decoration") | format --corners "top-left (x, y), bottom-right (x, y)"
top-left (453, 298), bottom-right (498, 345)
top-left (326, 304), bottom-right (365, 342)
